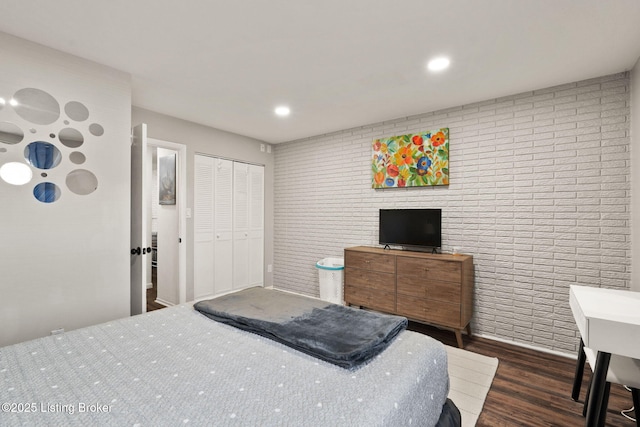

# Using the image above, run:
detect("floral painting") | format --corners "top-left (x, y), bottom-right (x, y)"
top-left (372, 128), bottom-right (449, 188)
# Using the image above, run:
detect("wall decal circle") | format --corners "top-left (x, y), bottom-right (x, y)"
top-left (0, 162), bottom-right (32, 185)
top-left (69, 151), bottom-right (86, 164)
top-left (0, 122), bottom-right (24, 145)
top-left (89, 123), bottom-right (104, 136)
top-left (66, 169), bottom-right (98, 195)
top-left (24, 141), bottom-right (62, 170)
top-left (12, 88), bottom-right (60, 125)
top-left (58, 127), bottom-right (84, 148)
top-left (64, 101), bottom-right (89, 122)
top-left (33, 182), bottom-right (61, 203)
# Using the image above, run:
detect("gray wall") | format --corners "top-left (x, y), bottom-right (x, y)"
top-left (131, 107), bottom-right (275, 300)
top-left (273, 73), bottom-right (631, 355)
top-left (0, 33), bottom-right (131, 346)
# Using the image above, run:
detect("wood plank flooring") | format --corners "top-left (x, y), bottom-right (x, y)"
top-left (146, 267), bottom-right (165, 312)
top-left (408, 322), bottom-right (636, 427)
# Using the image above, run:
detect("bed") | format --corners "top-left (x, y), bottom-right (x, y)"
top-left (0, 288), bottom-right (458, 426)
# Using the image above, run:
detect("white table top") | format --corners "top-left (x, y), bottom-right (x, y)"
top-left (569, 285), bottom-right (640, 359)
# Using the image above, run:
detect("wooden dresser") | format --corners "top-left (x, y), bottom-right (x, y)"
top-left (344, 246), bottom-right (474, 348)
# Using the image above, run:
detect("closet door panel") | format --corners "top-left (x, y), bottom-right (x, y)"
top-left (214, 158), bottom-right (233, 294)
top-left (233, 162), bottom-right (249, 290)
top-left (248, 164), bottom-right (264, 287)
top-left (194, 155), bottom-right (215, 299)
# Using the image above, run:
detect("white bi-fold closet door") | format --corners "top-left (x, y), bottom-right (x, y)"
top-left (194, 155), bottom-right (264, 300)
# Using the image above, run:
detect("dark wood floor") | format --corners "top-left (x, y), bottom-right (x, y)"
top-left (146, 267), bottom-right (165, 312)
top-left (408, 322), bottom-right (636, 427)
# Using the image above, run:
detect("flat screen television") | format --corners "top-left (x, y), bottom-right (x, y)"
top-left (379, 208), bottom-right (442, 249)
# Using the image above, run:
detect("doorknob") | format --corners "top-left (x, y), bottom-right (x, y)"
top-left (131, 247), bottom-right (141, 255)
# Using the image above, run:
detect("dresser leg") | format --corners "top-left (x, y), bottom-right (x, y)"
top-left (465, 324), bottom-right (472, 338)
top-left (455, 330), bottom-right (464, 348)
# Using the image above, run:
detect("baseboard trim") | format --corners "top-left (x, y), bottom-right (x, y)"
top-left (475, 333), bottom-right (575, 360)
top-left (192, 286), bottom-right (264, 304)
top-left (146, 282), bottom-right (153, 290)
top-left (272, 287), bottom-right (326, 302)
top-left (154, 298), bottom-right (174, 307)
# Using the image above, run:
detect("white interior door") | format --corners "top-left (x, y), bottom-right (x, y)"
top-left (147, 138), bottom-right (187, 306)
top-left (156, 147), bottom-right (180, 305)
top-left (130, 124), bottom-right (149, 315)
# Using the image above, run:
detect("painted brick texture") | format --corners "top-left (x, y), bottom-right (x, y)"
top-left (273, 73), bottom-right (631, 354)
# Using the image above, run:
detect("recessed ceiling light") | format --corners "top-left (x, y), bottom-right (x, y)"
top-left (9, 98), bottom-right (18, 106)
top-left (275, 106), bottom-right (290, 117)
top-left (427, 57), bottom-right (450, 72)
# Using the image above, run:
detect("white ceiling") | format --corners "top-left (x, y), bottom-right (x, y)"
top-left (1, 0), bottom-right (639, 144)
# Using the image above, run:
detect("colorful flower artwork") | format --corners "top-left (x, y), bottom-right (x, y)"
top-left (372, 128), bottom-right (449, 188)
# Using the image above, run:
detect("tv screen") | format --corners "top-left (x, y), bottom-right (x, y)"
top-left (379, 209), bottom-right (442, 248)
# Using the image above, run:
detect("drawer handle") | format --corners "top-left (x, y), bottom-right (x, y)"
top-left (424, 267), bottom-right (429, 271)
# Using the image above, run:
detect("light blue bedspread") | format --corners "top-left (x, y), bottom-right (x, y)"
top-left (0, 303), bottom-right (449, 426)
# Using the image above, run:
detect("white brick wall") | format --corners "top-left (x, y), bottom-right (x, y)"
top-left (273, 73), bottom-right (631, 354)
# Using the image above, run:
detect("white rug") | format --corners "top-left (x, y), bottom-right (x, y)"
top-left (446, 345), bottom-right (499, 427)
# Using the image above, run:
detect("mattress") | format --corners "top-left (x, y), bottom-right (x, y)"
top-left (0, 303), bottom-right (450, 426)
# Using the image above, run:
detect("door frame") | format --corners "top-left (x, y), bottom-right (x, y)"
top-left (148, 137), bottom-right (187, 305)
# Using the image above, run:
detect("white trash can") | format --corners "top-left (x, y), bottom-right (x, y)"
top-left (316, 257), bottom-right (344, 304)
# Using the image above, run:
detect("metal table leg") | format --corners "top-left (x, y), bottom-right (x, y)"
top-left (585, 351), bottom-right (611, 427)
top-left (572, 339), bottom-right (586, 401)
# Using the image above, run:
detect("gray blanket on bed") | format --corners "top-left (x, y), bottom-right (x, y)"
top-left (194, 287), bottom-right (408, 369)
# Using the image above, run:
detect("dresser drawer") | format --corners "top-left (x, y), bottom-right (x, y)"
top-left (396, 277), bottom-right (461, 302)
top-left (397, 256), bottom-right (461, 283)
top-left (345, 286), bottom-right (396, 314)
top-left (397, 294), bottom-right (461, 327)
top-left (345, 268), bottom-right (395, 293)
top-left (345, 250), bottom-right (395, 274)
